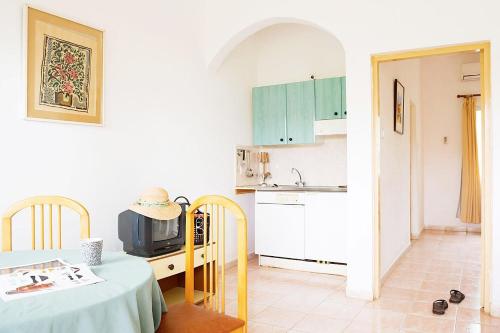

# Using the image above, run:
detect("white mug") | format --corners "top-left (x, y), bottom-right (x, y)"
top-left (81, 238), bottom-right (103, 266)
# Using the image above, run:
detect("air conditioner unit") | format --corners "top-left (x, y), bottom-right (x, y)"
top-left (461, 62), bottom-right (480, 81)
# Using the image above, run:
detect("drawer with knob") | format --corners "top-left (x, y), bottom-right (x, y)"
top-left (148, 244), bottom-right (215, 280)
top-left (149, 252), bottom-right (185, 280)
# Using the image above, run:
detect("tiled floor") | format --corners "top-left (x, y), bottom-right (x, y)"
top-left (224, 230), bottom-right (499, 332)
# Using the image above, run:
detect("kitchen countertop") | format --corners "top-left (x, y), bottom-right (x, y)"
top-left (235, 184), bottom-right (347, 194)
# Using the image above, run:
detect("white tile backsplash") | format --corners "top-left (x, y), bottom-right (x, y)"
top-left (264, 136), bottom-right (347, 186)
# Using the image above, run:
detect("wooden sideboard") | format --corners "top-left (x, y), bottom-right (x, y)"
top-left (146, 244), bottom-right (215, 306)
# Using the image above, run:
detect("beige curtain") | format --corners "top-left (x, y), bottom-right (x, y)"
top-left (458, 97), bottom-right (481, 224)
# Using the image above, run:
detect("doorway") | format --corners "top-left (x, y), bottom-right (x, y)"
top-left (371, 42), bottom-right (492, 313)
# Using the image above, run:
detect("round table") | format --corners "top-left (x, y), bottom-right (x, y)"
top-left (0, 250), bottom-right (166, 333)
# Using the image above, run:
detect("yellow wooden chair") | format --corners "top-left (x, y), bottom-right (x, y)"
top-left (160, 195), bottom-right (248, 333)
top-left (2, 196), bottom-right (90, 252)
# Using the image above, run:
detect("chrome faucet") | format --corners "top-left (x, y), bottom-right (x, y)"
top-left (260, 171), bottom-right (272, 186)
top-left (291, 168), bottom-right (305, 187)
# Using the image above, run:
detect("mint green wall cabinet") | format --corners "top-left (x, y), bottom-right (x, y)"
top-left (252, 84), bottom-right (287, 145)
top-left (341, 76), bottom-right (347, 118)
top-left (286, 81), bottom-right (315, 144)
top-left (314, 77), bottom-right (342, 120)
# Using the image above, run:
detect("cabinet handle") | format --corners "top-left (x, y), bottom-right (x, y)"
top-left (201, 253), bottom-right (204, 258)
top-left (289, 138), bottom-right (293, 142)
top-left (334, 112), bottom-right (338, 116)
top-left (280, 138), bottom-right (284, 142)
top-left (168, 264), bottom-right (175, 270)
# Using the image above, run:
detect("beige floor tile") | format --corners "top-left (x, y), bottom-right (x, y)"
top-left (353, 308), bottom-right (405, 330)
top-left (367, 298), bottom-right (413, 313)
top-left (380, 286), bottom-right (417, 301)
top-left (226, 299), bottom-right (270, 319)
top-left (251, 306), bottom-right (306, 329)
top-left (454, 321), bottom-right (500, 333)
top-left (291, 314), bottom-right (350, 333)
top-left (457, 308), bottom-right (500, 326)
top-left (413, 290), bottom-right (449, 303)
top-left (420, 280), bottom-right (460, 293)
top-left (409, 300), bottom-right (458, 320)
top-left (384, 277), bottom-right (423, 290)
top-left (248, 289), bottom-right (285, 306)
top-left (309, 299), bottom-right (363, 320)
top-left (224, 230), bottom-right (484, 333)
top-left (247, 321), bottom-right (288, 333)
top-left (457, 307), bottom-right (481, 323)
top-left (402, 314), bottom-right (455, 333)
top-left (325, 290), bottom-right (369, 307)
top-left (459, 283), bottom-right (481, 298)
top-left (271, 290), bottom-right (329, 312)
top-left (343, 322), bottom-right (401, 333)
top-left (458, 296), bottom-right (481, 310)
top-left (305, 273), bottom-right (345, 289)
top-left (423, 272), bottom-right (462, 285)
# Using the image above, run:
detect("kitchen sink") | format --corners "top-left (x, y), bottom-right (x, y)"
top-left (253, 184), bottom-right (347, 192)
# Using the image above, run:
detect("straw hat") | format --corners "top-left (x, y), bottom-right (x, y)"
top-left (129, 187), bottom-right (181, 220)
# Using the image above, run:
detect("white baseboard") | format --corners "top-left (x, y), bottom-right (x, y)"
top-left (258, 255), bottom-right (347, 276)
top-left (424, 225), bottom-right (481, 233)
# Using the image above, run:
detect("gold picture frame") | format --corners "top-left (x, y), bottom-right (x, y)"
top-left (26, 7), bottom-right (103, 124)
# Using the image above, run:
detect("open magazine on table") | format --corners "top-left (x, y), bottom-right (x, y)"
top-left (0, 258), bottom-right (104, 301)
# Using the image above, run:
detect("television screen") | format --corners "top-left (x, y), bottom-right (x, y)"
top-left (152, 218), bottom-right (179, 242)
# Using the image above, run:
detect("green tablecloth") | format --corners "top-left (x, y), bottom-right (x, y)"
top-left (0, 250), bottom-right (166, 333)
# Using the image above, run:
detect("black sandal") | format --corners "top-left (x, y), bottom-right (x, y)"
top-left (449, 289), bottom-right (465, 304)
top-left (432, 299), bottom-right (448, 315)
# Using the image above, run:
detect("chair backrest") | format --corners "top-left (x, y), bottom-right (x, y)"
top-left (184, 195), bottom-right (247, 330)
top-left (2, 196), bottom-right (90, 252)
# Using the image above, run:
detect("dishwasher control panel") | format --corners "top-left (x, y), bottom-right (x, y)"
top-left (255, 191), bottom-right (306, 205)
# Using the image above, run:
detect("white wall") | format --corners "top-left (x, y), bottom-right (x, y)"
top-left (265, 136), bottom-right (347, 186)
top-left (421, 53), bottom-right (481, 230)
top-left (410, 98), bottom-right (425, 239)
top-left (379, 59), bottom-right (421, 277)
top-left (0, 0), bottom-right (255, 262)
top-left (252, 24), bottom-right (347, 186)
top-left (254, 24), bottom-right (345, 85)
top-left (202, 0), bottom-right (500, 307)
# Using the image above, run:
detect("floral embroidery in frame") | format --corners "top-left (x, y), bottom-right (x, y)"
top-left (39, 35), bottom-right (92, 112)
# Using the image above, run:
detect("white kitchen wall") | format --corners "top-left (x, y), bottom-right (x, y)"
top-left (203, 0), bottom-right (500, 307)
top-left (252, 23), bottom-right (347, 186)
top-left (379, 59), bottom-right (421, 278)
top-left (264, 136), bottom-right (347, 186)
top-left (421, 53), bottom-right (481, 230)
top-left (0, 0), bottom-right (255, 262)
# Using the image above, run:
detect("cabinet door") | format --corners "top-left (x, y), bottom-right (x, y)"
top-left (252, 85), bottom-right (287, 145)
top-left (286, 81), bottom-right (315, 144)
top-left (255, 204), bottom-right (305, 259)
top-left (304, 192), bottom-right (347, 263)
top-left (314, 77), bottom-right (342, 120)
top-left (341, 76), bottom-right (347, 119)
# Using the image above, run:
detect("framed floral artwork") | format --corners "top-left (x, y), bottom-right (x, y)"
top-left (26, 7), bottom-right (103, 124)
top-left (393, 79), bottom-right (405, 134)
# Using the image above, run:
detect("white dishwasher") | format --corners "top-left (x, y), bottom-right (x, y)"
top-left (255, 191), bottom-right (305, 260)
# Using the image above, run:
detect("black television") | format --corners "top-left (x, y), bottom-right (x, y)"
top-left (118, 209), bottom-right (185, 257)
